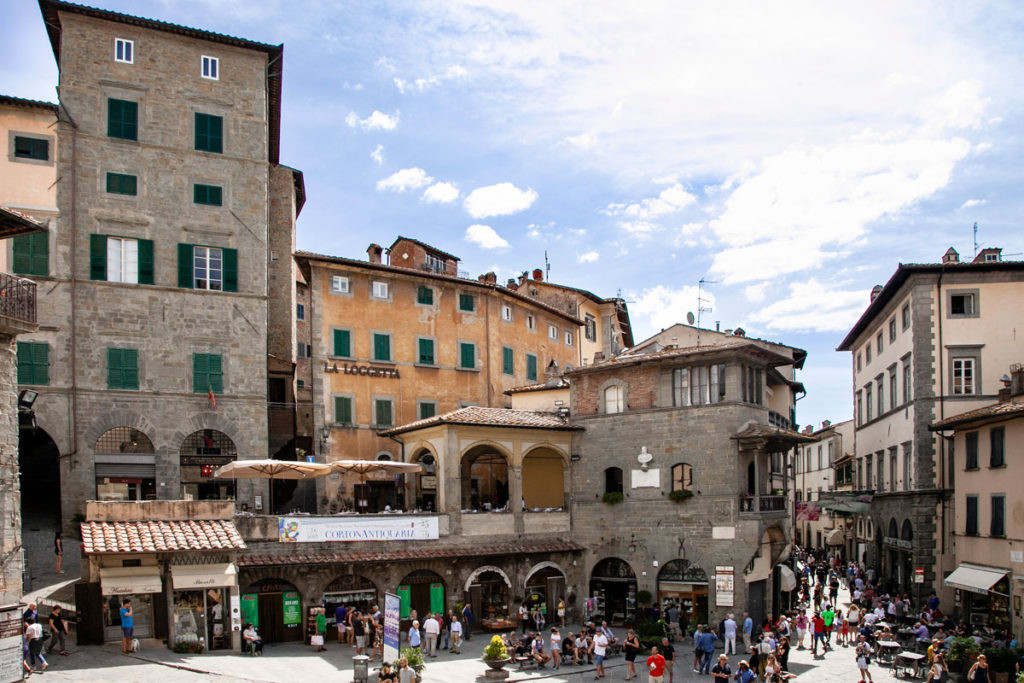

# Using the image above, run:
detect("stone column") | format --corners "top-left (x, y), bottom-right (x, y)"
top-left (0, 335), bottom-right (23, 606)
top-left (509, 465), bottom-right (524, 534)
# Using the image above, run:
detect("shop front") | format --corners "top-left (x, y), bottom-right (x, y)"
top-left (240, 578), bottom-right (304, 643)
top-left (589, 557), bottom-right (637, 625)
top-left (945, 564), bottom-right (1012, 631)
top-left (93, 428), bottom-right (157, 502)
top-left (882, 519), bottom-right (914, 594)
top-left (466, 568), bottom-right (512, 630)
top-left (397, 570), bottom-right (445, 627)
top-left (322, 574), bottom-right (379, 621)
top-left (99, 566), bottom-right (162, 642)
top-left (170, 564), bottom-right (238, 652)
top-left (657, 559), bottom-right (708, 631)
top-left (524, 565), bottom-right (566, 621)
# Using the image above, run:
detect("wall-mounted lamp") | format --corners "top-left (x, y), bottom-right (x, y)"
top-left (319, 426), bottom-right (331, 454)
top-left (570, 453), bottom-right (582, 463)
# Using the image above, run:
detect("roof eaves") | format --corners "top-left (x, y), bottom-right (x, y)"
top-left (0, 94), bottom-right (59, 112)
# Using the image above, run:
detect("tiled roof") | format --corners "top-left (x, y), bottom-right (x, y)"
top-left (81, 520), bottom-right (246, 554)
top-left (239, 539), bottom-right (582, 568)
top-left (733, 423), bottom-right (815, 443)
top-left (505, 378), bottom-right (570, 394)
top-left (568, 340), bottom-right (795, 375)
top-left (379, 406), bottom-right (578, 437)
top-left (931, 399), bottom-right (1024, 430)
top-left (0, 94), bottom-right (58, 112)
top-left (0, 206), bottom-right (47, 239)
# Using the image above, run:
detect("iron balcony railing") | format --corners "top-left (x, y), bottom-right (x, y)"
top-left (0, 272), bottom-right (37, 328)
top-left (740, 493), bottom-right (789, 513)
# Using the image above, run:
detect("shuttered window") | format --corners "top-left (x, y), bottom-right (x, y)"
top-left (416, 286), bottom-right (433, 305)
top-left (11, 232), bottom-right (48, 276)
top-left (418, 338), bottom-right (435, 365)
top-left (194, 113), bottom-right (223, 153)
top-left (459, 342), bottom-right (475, 369)
top-left (374, 399), bottom-right (393, 427)
top-left (177, 244), bottom-right (237, 291)
top-left (193, 353), bottom-right (223, 394)
top-left (332, 329), bottom-right (351, 357)
top-left (193, 184), bottom-right (223, 206)
top-left (14, 136), bottom-right (48, 160)
top-left (526, 353), bottom-right (538, 382)
top-left (334, 396), bottom-right (353, 425)
top-left (106, 172), bottom-right (137, 195)
top-left (372, 333), bottom-right (391, 362)
top-left (16, 342), bottom-right (49, 385)
top-left (107, 348), bottom-right (139, 390)
top-left (107, 98), bottom-right (138, 140)
top-left (90, 235), bottom-right (154, 284)
top-left (502, 346), bottom-right (514, 375)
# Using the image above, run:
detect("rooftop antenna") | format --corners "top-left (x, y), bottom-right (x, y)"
top-left (972, 222), bottom-right (979, 260)
top-left (544, 250), bottom-right (550, 281)
top-left (696, 277), bottom-right (716, 345)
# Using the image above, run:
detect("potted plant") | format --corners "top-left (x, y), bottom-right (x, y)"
top-left (982, 646), bottom-right (1017, 683)
top-left (669, 489), bottom-right (694, 503)
top-left (602, 492), bottom-right (624, 505)
top-left (483, 634), bottom-right (512, 674)
top-left (948, 636), bottom-right (980, 675)
top-left (400, 646), bottom-right (426, 682)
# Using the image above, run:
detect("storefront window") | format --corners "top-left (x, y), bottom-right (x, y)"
top-left (173, 591), bottom-right (208, 652)
top-left (94, 427), bottom-right (156, 500)
top-left (524, 566), bottom-right (565, 617)
top-left (103, 593), bottom-right (154, 642)
top-left (589, 557), bottom-right (637, 625)
top-left (657, 559), bottom-right (709, 631)
top-left (180, 429), bottom-right (237, 500)
top-left (323, 575), bottom-right (378, 625)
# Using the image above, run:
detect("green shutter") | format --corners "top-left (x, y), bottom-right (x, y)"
top-left (527, 353), bottom-right (538, 381)
top-left (459, 293), bottom-right (474, 311)
top-left (375, 400), bottom-right (392, 427)
top-left (208, 354), bottom-right (224, 393)
top-left (502, 346), bottom-right (514, 375)
top-left (90, 234), bottom-right (107, 280)
top-left (193, 353), bottom-right (208, 393)
top-left (222, 248), bottom-right (238, 292)
top-left (194, 184), bottom-right (223, 206)
top-left (106, 173), bottom-right (137, 195)
top-left (334, 396), bottom-right (352, 424)
top-left (195, 113), bottom-right (223, 153)
top-left (418, 338), bottom-right (434, 364)
top-left (373, 333), bottom-right (390, 361)
top-left (137, 239), bottom-right (154, 284)
top-left (417, 286), bottom-right (433, 305)
top-left (333, 329), bottom-right (351, 357)
top-left (178, 243), bottom-right (194, 288)
top-left (12, 233), bottom-right (48, 276)
top-left (419, 402), bottom-right (436, 420)
top-left (107, 348), bottom-right (123, 389)
top-left (460, 342), bottom-right (475, 369)
top-left (123, 348), bottom-right (139, 390)
top-left (14, 136), bottom-right (48, 160)
top-left (17, 342), bottom-right (49, 386)
top-left (108, 99), bottom-right (138, 140)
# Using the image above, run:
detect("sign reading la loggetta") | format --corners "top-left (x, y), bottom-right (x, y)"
top-left (324, 362), bottom-right (400, 378)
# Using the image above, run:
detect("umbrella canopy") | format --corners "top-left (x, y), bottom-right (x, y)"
top-left (329, 460), bottom-right (423, 512)
top-left (214, 459), bottom-right (332, 479)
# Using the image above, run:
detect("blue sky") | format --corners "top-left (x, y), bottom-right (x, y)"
top-left (4, 0), bottom-right (1024, 428)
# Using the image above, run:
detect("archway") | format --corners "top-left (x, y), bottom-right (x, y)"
top-left (657, 560), bottom-right (709, 631)
top-left (179, 429), bottom-right (237, 501)
top-left (321, 574), bottom-right (379, 616)
top-left (524, 564), bottom-right (566, 620)
top-left (94, 427), bottom-right (156, 502)
top-left (461, 445), bottom-right (509, 511)
top-left (411, 449), bottom-right (437, 512)
top-left (590, 557), bottom-right (637, 625)
top-left (466, 567), bottom-right (512, 625)
top-left (241, 578), bottom-right (303, 643)
top-left (19, 425), bottom-right (61, 580)
top-left (397, 569), bottom-right (445, 624)
top-left (522, 448), bottom-right (565, 509)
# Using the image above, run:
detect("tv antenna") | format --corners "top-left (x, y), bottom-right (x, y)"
top-left (696, 277), bottom-right (716, 346)
top-left (973, 222), bottom-right (979, 260)
top-left (544, 250), bottom-right (550, 281)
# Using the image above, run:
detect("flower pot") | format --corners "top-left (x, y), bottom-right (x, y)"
top-left (485, 656), bottom-right (512, 670)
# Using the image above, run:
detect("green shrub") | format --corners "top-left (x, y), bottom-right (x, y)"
top-left (948, 636), bottom-right (980, 672)
top-left (981, 646), bottom-right (1016, 673)
top-left (400, 646), bottom-right (426, 672)
top-left (602, 492), bottom-right (624, 505)
top-left (637, 590), bottom-right (653, 606)
top-left (637, 619), bottom-right (667, 650)
top-left (483, 634), bottom-right (509, 660)
top-left (669, 489), bottom-right (694, 502)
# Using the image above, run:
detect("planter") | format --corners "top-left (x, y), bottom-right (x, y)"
top-left (483, 657), bottom-right (512, 680)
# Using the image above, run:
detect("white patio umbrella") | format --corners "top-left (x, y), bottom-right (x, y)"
top-left (328, 460), bottom-right (424, 512)
top-left (214, 459), bottom-right (331, 513)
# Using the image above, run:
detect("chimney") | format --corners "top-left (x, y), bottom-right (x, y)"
top-left (942, 247), bottom-right (960, 265)
top-left (821, 419), bottom-right (831, 429)
top-left (545, 359), bottom-right (561, 384)
top-left (733, 327), bottom-right (746, 337)
top-left (367, 243), bottom-right (383, 264)
top-left (478, 272), bottom-right (497, 285)
top-left (1011, 364), bottom-right (1024, 398)
top-left (506, 278), bottom-right (517, 289)
top-left (532, 268), bottom-right (543, 282)
top-left (870, 285), bottom-right (883, 302)
top-left (802, 425), bottom-right (814, 435)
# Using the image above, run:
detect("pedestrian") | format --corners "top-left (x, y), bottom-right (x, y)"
top-left (821, 604), bottom-right (835, 647)
top-left (22, 602), bottom-right (37, 629)
top-left (532, 605), bottom-right (545, 632)
top-left (462, 603), bottom-right (474, 641)
top-left (710, 653), bottom-right (731, 680)
top-left (592, 626), bottom-right (608, 679)
top-left (927, 652), bottom-right (946, 682)
top-left (794, 611), bottom-right (808, 650)
top-left (119, 599), bottom-right (134, 654)
top-left (25, 617), bottom-right (47, 673)
top-left (550, 627), bottom-right (562, 669)
top-left (623, 628), bottom-right (640, 679)
top-left (398, 656), bottom-right (414, 683)
top-left (408, 620), bottom-right (421, 650)
top-left (855, 634), bottom-right (873, 682)
top-left (335, 603), bottom-right (347, 643)
top-left (776, 635), bottom-right (790, 671)
top-left (519, 602), bottom-right (529, 635)
top-left (723, 613), bottom-right (737, 655)
top-left (810, 612), bottom-right (825, 656)
top-left (46, 605), bottom-right (69, 656)
top-left (423, 612), bottom-right (440, 657)
top-left (967, 653), bottom-right (991, 683)
top-left (449, 614), bottom-right (463, 654)
top-left (692, 623), bottom-right (705, 673)
top-left (557, 597), bottom-right (566, 628)
top-left (742, 612), bottom-right (753, 650)
top-left (315, 607), bottom-right (327, 651)
top-left (54, 531), bottom-right (64, 574)
top-left (647, 645), bottom-right (667, 683)
top-left (734, 659), bottom-right (756, 683)
top-left (699, 625), bottom-right (718, 676)
top-left (660, 636), bottom-right (676, 683)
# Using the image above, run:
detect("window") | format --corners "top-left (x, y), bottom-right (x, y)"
top-left (501, 304), bottom-right (513, 321)
top-left (889, 447), bottom-right (897, 492)
top-left (418, 338), bottom-right (435, 365)
top-left (371, 280), bottom-right (389, 299)
top-left (965, 432), bottom-right (978, 470)
top-left (585, 314), bottom-right (597, 342)
top-left (91, 236), bottom-right (153, 284)
top-left (192, 353), bottom-right (223, 393)
top-left (741, 366), bottom-right (763, 405)
top-left (952, 358), bottom-right (975, 395)
top-left (949, 292), bottom-right (977, 317)
top-left (876, 452), bottom-right (884, 490)
top-left (107, 348), bottom-right (139, 390)
top-left (604, 467), bottom-right (623, 495)
top-left (425, 253), bottom-right (446, 273)
top-left (201, 55), bottom-right (219, 80)
top-left (296, 342), bottom-right (311, 358)
top-left (526, 314), bottom-right (536, 331)
top-left (502, 346), bottom-right (514, 375)
top-left (332, 329), bottom-right (351, 357)
top-left (888, 368), bottom-right (897, 413)
top-left (296, 303), bottom-right (304, 320)
top-left (604, 385), bottom-right (624, 413)
top-left (876, 377), bottom-right (884, 415)
top-left (876, 332), bottom-right (883, 354)
top-left (194, 113), bottom-right (223, 153)
top-left (526, 353), bottom-right (538, 382)
top-left (106, 172), bottom-right (137, 195)
top-left (671, 463), bottom-right (693, 492)
top-left (865, 458), bottom-right (872, 490)
top-left (675, 364), bottom-right (725, 406)
top-left (373, 398), bottom-right (394, 427)
top-left (296, 379), bottom-right (305, 389)
top-left (856, 353), bottom-right (862, 373)
top-left (902, 359), bottom-right (912, 403)
top-left (817, 445), bottom-right (822, 470)
top-left (459, 342), bottom-right (476, 369)
top-left (114, 38), bottom-right (133, 63)
top-left (193, 183), bottom-right (222, 206)
top-left (334, 396), bottom-right (353, 425)
top-left (990, 427), bottom-right (1005, 467)
top-left (548, 325), bottom-right (558, 340)
top-left (805, 448), bottom-right (811, 473)
top-left (107, 98), bottom-right (138, 140)
top-left (458, 293), bottom-right (476, 312)
top-left (177, 244), bottom-right (238, 291)
top-left (903, 443), bottom-right (913, 490)
top-left (372, 333), bottom-right (392, 362)
top-left (331, 275), bottom-right (350, 293)
top-left (991, 495), bottom-right (1005, 536)
top-left (889, 318), bottom-right (897, 343)
top-left (418, 400), bottom-right (437, 420)
top-left (856, 391), bottom-right (864, 425)
top-left (965, 495), bottom-right (978, 535)
top-left (16, 342), bottom-right (49, 385)
top-left (416, 286), bottom-right (433, 305)
top-left (865, 343), bottom-right (872, 364)
top-left (865, 384), bottom-right (873, 421)
top-left (14, 136), bottom-right (48, 160)
top-left (11, 232), bottom-right (49, 276)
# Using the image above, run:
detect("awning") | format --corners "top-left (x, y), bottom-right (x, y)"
top-left (778, 564), bottom-right (797, 592)
top-left (99, 566), bottom-right (162, 596)
top-left (944, 564), bottom-right (1009, 596)
top-left (825, 528), bottom-right (846, 546)
top-left (170, 563), bottom-right (238, 590)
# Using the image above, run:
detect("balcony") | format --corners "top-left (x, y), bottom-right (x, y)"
top-left (0, 272), bottom-right (38, 335)
top-left (739, 494), bottom-right (789, 516)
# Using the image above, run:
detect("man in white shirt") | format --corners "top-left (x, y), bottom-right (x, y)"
top-left (723, 614), bottom-right (737, 655)
top-left (448, 616), bottom-right (462, 654)
top-left (423, 613), bottom-right (440, 657)
top-left (592, 630), bottom-right (608, 679)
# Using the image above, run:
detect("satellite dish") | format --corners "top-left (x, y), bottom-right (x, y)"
top-left (686, 312), bottom-right (695, 325)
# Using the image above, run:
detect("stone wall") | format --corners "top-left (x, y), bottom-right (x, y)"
top-left (0, 334), bottom-right (23, 606)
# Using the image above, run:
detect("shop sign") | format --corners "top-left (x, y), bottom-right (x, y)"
top-left (181, 455), bottom-right (233, 466)
top-left (914, 567), bottom-right (925, 584)
top-left (240, 594), bottom-right (258, 628)
top-left (325, 362), bottom-right (400, 378)
top-left (883, 536), bottom-right (913, 550)
top-left (282, 592), bottom-right (301, 626)
top-left (230, 594), bottom-right (241, 632)
top-left (0, 605), bottom-right (23, 683)
top-left (383, 593), bottom-right (401, 665)
top-left (715, 566), bottom-right (735, 607)
top-left (1010, 550), bottom-right (1023, 564)
top-left (278, 516), bottom-right (439, 543)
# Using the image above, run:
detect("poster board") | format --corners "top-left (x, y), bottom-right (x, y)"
top-left (383, 593), bottom-right (401, 665)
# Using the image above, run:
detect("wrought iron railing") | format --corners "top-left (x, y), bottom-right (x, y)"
top-left (739, 494), bottom-right (789, 513)
top-left (0, 272), bottom-right (37, 326)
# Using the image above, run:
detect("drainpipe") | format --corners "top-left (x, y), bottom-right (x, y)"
top-left (57, 101), bottom-right (80, 464)
top-left (484, 293), bottom-right (491, 407)
top-left (935, 268), bottom-right (946, 557)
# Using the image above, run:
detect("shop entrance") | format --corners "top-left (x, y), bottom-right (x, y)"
top-left (103, 593), bottom-right (154, 642)
top-left (397, 570), bottom-right (445, 628)
top-left (94, 427), bottom-right (157, 502)
top-left (657, 559), bottom-right (708, 632)
top-left (524, 565), bottom-right (565, 621)
top-left (241, 579), bottom-right (303, 643)
top-left (323, 574), bottom-right (378, 624)
top-left (172, 588), bottom-right (231, 651)
top-left (589, 557), bottom-right (637, 625)
top-left (467, 568), bottom-right (512, 629)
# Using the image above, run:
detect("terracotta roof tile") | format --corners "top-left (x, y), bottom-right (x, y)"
top-left (505, 378), bottom-right (570, 394)
top-left (733, 423), bottom-right (815, 443)
top-left (379, 406), bottom-right (578, 437)
top-left (80, 520), bottom-right (246, 554)
top-left (931, 399), bottom-right (1024, 430)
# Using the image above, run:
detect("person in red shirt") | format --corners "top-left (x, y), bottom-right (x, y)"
top-left (811, 614), bottom-right (826, 656)
top-left (647, 645), bottom-right (667, 683)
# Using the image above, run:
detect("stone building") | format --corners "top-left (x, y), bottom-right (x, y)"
top-left (794, 419), bottom-right (854, 557)
top-left (16, 0), bottom-right (302, 524)
top-left (838, 246), bottom-right (1024, 601)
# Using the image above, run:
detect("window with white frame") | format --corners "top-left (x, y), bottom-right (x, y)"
top-left (902, 358), bottom-right (912, 403)
top-left (371, 280), bottom-right (389, 299)
top-left (107, 237), bottom-right (139, 284)
top-left (201, 55), bottom-right (219, 80)
top-left (331, 275), bottom-right (350, 293)
top-left (604, 385), bottom-right (624, 413)
top-left (548, 324), bottom-right (558, 340)
top-left (193, 246), bottom-right (223, 290)
top-left (526, 314), bottom-right (536, 331)
top-left (115, 38), bottom-right (133, 64)
top-left (952, 358), bottom-right (975, 395)
top-left (585, 314), bottom-right (597, 341)
top-left (501, 304), bottom-right (513, 321)
top-left (673, 364), bottom-right (725, 406)
top-left (564, 331), bottom-right (573, 346)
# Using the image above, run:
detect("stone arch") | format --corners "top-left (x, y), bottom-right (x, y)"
top-left (464, 565), bottom-right (512, 592)
top-left (375, 451), bottom-right (394, 461)
top-left (170, 411), bottom-right (245, 455)
top-left (522, 442), bottom-right (570, 463)
top-left (888, 517), bottom-right (899, 538)
top-left (522, 446), bottom-right (566, 508)
top-left (597, 377), bottom-right (628, 414)
top-left (901, 519), bottom-right (913, 542)
top-left (83, 410), bottom-right (159, 451)
top-left (523, 561), bottom-right (566, 589)
top-left (457, 439), bottom-right (513, 461)
top-left (461, 442), bottom-right (511, 511)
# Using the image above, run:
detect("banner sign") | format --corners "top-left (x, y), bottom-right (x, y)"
top-left (283, 592), bottom-right (301, 626)
top-left (278, 516), bottom-right (440, 543)
top-left (383, 593), bottom-right (401, 665)
top-left (795, 502), bottom-right (820, 521)
top-left (240, 594), bottom-right (258, 628)
top-left (715, 566), bottom-right (735, 607)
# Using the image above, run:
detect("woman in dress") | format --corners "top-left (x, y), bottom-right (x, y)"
top-left (967, 653), bottom-right (991, 683)
top-left (54, 531), bottom-right (64, 574)
top-left (775, 636), bottom-right (790, 672)
top-left (623, 629), bottom-right (641, 679)
top-left (549, 627), bottom-right (562, 670)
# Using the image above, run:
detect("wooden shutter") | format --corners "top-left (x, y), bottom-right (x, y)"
top-left (334, 396), bottom-right (352, 424)
top-left (137, 239), bottom-right (154, 284)
top-left (90, 234), bottom-right (107, 280)
top-left (14, 232), bottom-right (50, 277)
top-left (374, 334), bottom-right (390, 361)
top-left (19, 342), bottom-right (49, 386)
top-left (527, 354), bottom-right (538, 381)
top-left (222, 248), bottom-right (238, 292)
top-left (178, 243), bottom-right (194, 288)
top-left (333, 329), bottom-right (351, 357)
top-left (123, 348), bottom-right (139, 390)
top-left (460, 343), bottom-right (474, 369)
top-left (502, 347), bottom-right (513, 374)
top-left (375, 400), bottom-right (392, 427)
top-left (418, 338), bottom-right (433, 364)
top-left (12, 235), bottom-right (31, 274)
top-left (107, 348), bottom-right (123, 389)
top-left (193, 353), bottom-right (208, 393)
top-left (208, 354), bottom-right (224, 393)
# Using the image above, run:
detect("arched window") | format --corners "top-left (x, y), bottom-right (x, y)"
top-left (375, 452), bottom-right (393, 461)
top-left (671, 463), bottom-right (693, 492)
top-left (901, 519), bottom-right (913, 542)
top-left (888, 518), bottom-right (899, 539)
top-left (94, 427), bottom-right (156, 501)
top-left (604, 467), bottom-right (623, 495)
top-left (604, 385), bottom-right (624, 413)
top-left (461, 447), bottom-right (509, 511)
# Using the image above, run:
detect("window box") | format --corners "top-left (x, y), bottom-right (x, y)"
top-left (601, 492), bottom-right (624, 505)
top-left (668, 489), bottom-right (694, 503)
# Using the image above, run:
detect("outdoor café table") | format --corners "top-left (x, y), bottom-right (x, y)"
top-left (876, 640), bottom-right (901, 664)
top-left (875, 621), bottom-right (894, 630)
top-left (892, 651), bottom-right (926, 678)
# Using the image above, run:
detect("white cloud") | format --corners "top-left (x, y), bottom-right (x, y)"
top-left (376, 167), bottom-right (433, 192)
top-left (618, 221), bottom-right (660, 235)
top-left (604, 183), bottom-right (697, 220)
top-left (345, 110), bottom-right (399, 131)
top-left (395, 65), bottom-right (468, 94)
top-left (744, 283), bottom-right (769, 303)
top-left (577, 251), bottom-right (599, 263)
top-left (464, 182), bottom-right (538, 218)
top-left (959, 198), bottom-right (985, 210)
top-left (630, 285), bottom-right (713, 334)
top-left (562, 133), bottom-right (597, 149)
top-left (422, 182), bottom-right (460, 204)
top-left (747, 278), bottom-right (868, 332)
top-left (370, 144), bottom-right (384, 165)
top-left (465, 224), bottom-right (509, 249)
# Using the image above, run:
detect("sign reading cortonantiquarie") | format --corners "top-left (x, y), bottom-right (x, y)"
top-left (278, 516), bottom-right (440, 543)
top-left (383, 593), bottom-right (401, 665)
top-left (715, 566), bottom-right (735, 607)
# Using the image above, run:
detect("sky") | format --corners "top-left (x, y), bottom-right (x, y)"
top-left (4, 0), bottom-right (1024, 428)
